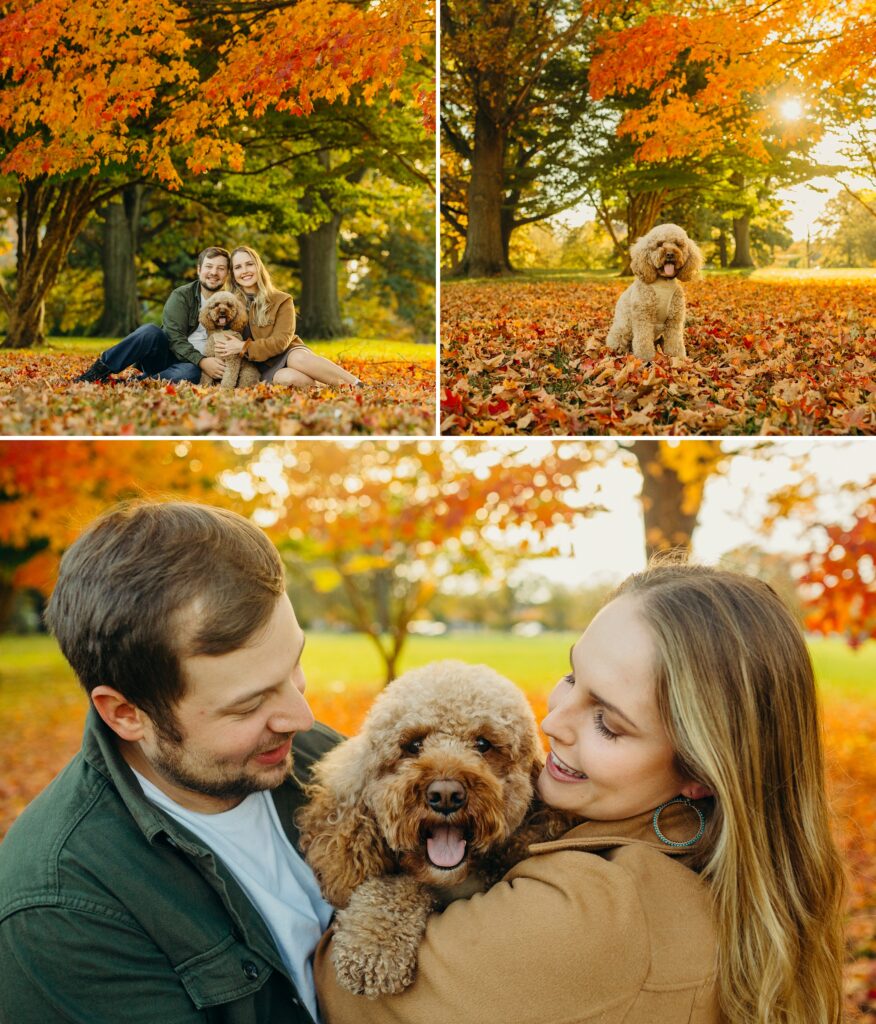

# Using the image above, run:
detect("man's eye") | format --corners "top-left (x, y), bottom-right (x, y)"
top-left (233, 702), bottom-right (261, 716)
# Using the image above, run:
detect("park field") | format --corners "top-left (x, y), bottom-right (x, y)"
top-left (1, 631), bottom-right (874, 1018)
top-left (440, 270), bottom-right (876, 436)
top-left (0, 338), bottom-right (436, 436)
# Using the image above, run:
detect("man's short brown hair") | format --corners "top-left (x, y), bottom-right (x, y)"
top-left (46, 501), bottom-right (286, 740)
top-left (197, 246), bottom-right (230, 268)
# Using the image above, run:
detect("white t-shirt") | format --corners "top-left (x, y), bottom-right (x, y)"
top-left (132, 770), bottom-right (332, 1022)
top-left (188, 292), bottom-right (208, 354)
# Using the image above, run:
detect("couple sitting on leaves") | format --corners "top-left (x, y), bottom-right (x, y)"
top-left (75, 246), bottom-right (361, 389)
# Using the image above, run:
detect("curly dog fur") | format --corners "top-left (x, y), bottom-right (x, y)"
top-left (198, 291), bottom-right (261, 389)
top-left (606, 223), bottom-right (704, 361)
top-left (298, 660), bottom-right (576, 996)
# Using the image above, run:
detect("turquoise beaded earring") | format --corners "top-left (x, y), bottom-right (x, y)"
top-left (652, 796), bottom-right (706, 848)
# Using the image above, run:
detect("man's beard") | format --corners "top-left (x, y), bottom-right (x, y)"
top-left (150, 730), bottom-right (291, 802)
top-left (200, 280), bottom-right (226, 294)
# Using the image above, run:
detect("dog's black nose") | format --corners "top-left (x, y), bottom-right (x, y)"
top-left (426, 780), bottom-right (466, 814)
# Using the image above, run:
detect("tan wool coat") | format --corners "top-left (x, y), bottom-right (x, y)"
top-left (241, 290), bottom-right (305, 363)
top-left (314, 801), bottom-right (719, 1024)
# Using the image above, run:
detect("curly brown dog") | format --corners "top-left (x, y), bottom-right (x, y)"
top-left (606, 223), bottom-right (704, 360)
top-left (198, 291), bottom-right (260, 389)
top-left (297, 660), bottom-right (576, 997)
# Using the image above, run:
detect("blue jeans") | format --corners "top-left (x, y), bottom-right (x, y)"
top-left (100, 324), bottom-right (201, 382)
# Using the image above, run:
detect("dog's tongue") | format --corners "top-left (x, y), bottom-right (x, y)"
top-left (426, 825), bottom-right (466, 868)
top-left (663, 262), bottom-right (676, 277)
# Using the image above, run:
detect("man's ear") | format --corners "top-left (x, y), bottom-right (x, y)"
top-left (91, 686), bottom-right (148, 742)
top-left (680, 781), bottom-right (714, 800)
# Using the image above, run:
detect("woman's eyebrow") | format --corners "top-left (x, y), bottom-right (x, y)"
top-left (590, 691), bottom-right (638, 731)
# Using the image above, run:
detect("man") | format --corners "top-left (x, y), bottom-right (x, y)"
top-left (75, 248), bottom-right (232, 383)
top-left (0, 502), bottom-right (341, 1024)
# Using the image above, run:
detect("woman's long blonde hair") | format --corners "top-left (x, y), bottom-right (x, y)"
top-left (230, 245), bottom-right (277, 327)
top-left (613, 563), bottom-right (845, 1024)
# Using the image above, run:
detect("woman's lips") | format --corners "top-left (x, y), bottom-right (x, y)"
top-left (253, 738), bottom-right (292, 766)
top-left (546, 751), bottom-right (588, 783)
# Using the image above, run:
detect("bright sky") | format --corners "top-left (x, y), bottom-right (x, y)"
top-left (551, 128), bottom-right (872, 246)
top-left (228, 440), bottom-right (873, 589)
top-left (515, 440), bottom-right (874, 587)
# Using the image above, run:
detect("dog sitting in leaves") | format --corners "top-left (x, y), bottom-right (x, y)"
top-left (198, 291), bottom-right (260, 389)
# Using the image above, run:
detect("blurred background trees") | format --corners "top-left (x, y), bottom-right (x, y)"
top-left (2, 439), bottom-right (872, 679)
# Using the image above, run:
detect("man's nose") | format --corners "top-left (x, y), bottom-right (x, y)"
top-left (268, 682), bottom-right (314, 734)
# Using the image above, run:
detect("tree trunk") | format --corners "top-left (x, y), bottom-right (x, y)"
top-left (619, 190), bottom-right (666, 276)
top-left (297, 212), bottom-right (344, 339)
top-left (631, 441), bottom-right (712, 560)
top-left (730, 215), bottom-right (754, 267)
top-left (460, 111), bottom-right (510, 277)
top-left (1, 179), bottom-right (100, 348)
top-left (717, 231), bottom-right (728, 268)
top-left (94, 185), bottom-right (144, 337)
top-left (0, 577), bottom-right (16, 634)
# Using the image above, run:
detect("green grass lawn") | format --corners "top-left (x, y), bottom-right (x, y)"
top-left (43, 336), bottom-right (434, 362)
top-left (1, 632), bottom-right (871, 703)
top-left (441, 266), bottom-right (876, 286)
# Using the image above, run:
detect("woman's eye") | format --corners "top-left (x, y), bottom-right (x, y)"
top-left (475, 736), bottom-right (492, 753)
top-left (594, 710), bottom-right (619, 741)
top-left (403, 738), bottom-right (423, 756)
top-left (560, 672), bottom-right (575, 686)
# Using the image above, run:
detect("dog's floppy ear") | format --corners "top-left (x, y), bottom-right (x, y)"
top-left (198, 300), bottom-right (214, 330)
top-left (677, 236), bottom-right (704, 281)
top-left (229, 295), bottom-right (248, 334)
top-left (629, 235), bottom-right (658, 283)
top-left (296, 736), bottom-right (395, 908)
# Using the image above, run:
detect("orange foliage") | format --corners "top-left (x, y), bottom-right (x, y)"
top-left (0, 439), bottom-right (244, 596)
top-left (801, 489), bottom-right (876, 645)
top-left (440, 277), bottom-right (875, 435)
top-left (0, 0), bottom-right (433, 186)
top-left (588, 0), bottom-right (874, 163)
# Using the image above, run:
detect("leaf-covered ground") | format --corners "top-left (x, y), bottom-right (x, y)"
top-left (441, 274), bottom-right (876, 436)
top-left (0, 341), bottom-right (436, 436)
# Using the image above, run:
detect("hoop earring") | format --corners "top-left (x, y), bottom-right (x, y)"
top-left (652, 796), bottom-right (706, 848)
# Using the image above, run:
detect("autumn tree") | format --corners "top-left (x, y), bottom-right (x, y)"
top-left (798, 486), bottom-right (876, 647)
top-left (0, 0), bottom-right (431, 347)
top-left (441, 0), bottom-right (594, 276)
top-left (588, 0), bottom-right (873, 179)
top-left (255, 441), bottom-right (603, 682)
top-left (626, 440), bottom-right (727, 558)
top-left (817, 190), bottom-right (876, 267)
top-left (0, 440), bottom-right (250, 630)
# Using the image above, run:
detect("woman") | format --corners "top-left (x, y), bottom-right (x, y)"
top-left (314, 564), bottom-right (846, 1024)
top-left (212, 246), bottom-right (361, 387)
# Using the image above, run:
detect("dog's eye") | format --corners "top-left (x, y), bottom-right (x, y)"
top-left (403, 738), bottom-right (423, 756)
top-left (475, 737), bottom-right (492, 753)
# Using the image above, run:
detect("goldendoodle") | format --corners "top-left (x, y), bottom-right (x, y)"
top-left (198, 290), bottom-right (261, 389)
top-left (606, 223), bottom-right (704, 360)
top-left (297, 660), bottom-right (575, 996)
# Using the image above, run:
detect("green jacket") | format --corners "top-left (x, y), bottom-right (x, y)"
top-left (163, 279), bottom-right (206, 367)
top-left (0, 709), bottom-right (342, 1024)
